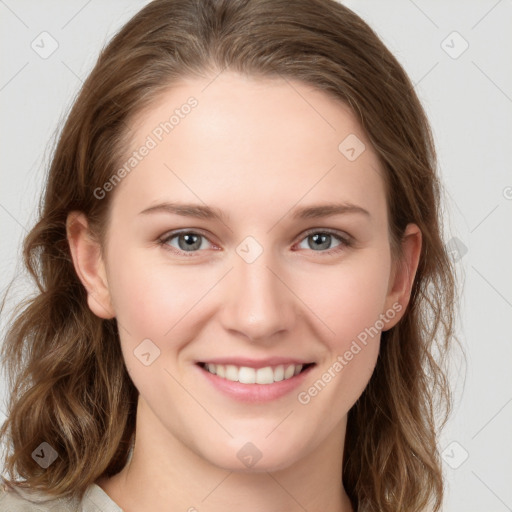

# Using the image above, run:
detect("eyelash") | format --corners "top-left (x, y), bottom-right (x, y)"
top-left (157, 228), bottom-right (353, 257)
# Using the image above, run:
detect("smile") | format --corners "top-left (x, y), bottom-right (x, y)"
top-left (199, 362), bottom-right (315, 385)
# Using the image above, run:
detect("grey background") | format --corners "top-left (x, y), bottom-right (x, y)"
top-left (1, 1), bottom-right (511, 510)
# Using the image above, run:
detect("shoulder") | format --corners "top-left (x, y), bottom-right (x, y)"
top-left (0, 477), bottom-right (123, 512)
top-left (0, 478), bottom-right (79, 512)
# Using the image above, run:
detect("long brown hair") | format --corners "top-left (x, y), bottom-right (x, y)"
top-left (0, 1), bottom-right (458, 510)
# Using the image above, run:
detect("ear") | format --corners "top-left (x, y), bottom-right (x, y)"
top-left (382, 223), bottom-right (422, 330)
top-left (66, 211), bottom-right (115, 319)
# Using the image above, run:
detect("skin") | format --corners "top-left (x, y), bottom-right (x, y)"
top-left (67, 71), bottom-right (421, 512)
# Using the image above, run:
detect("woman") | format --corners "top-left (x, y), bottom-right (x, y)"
top-left (0, 1), bottom-right (456, 511)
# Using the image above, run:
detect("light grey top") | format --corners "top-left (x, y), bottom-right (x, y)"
top-left (0, 477), bottom-right (124, 512)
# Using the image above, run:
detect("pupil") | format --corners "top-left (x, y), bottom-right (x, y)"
top-left (311, 233), bottom-right (330, 250)
top-left (180, 233), bottom-right (200, 251)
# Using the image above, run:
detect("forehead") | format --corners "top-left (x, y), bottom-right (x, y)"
top-left (109, 71), bottom-right (387, 225)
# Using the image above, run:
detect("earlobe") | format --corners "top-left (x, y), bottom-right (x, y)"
top-left (66, 211), bottom-right (115, 319)
top-left (383, 223), bottom-right (422, 329)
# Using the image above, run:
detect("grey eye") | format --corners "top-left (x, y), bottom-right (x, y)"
top-left (298, 232), bottom-right (342, 251)
top-left (165, 232), bottom-right (209, 252)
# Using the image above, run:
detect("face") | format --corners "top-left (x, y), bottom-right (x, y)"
top-left (71, 71), bottom-right (418, 473)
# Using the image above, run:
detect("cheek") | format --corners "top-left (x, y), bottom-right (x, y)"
top-left (106, 251), bottom-right (208, 390)
top-left (294, 253), bottom-right (390, 414)
top-left (108, 248), bottom-right (204, 332)
top-left (298, 248), bottom-right (392, 347)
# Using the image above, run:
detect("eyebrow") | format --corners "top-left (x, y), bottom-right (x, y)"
top-left (291, 202), bottom-right (371, 220)
top-left (138, 201), bottom-right (371, 221)
top-left (139, 202), bottom-right (228, 222)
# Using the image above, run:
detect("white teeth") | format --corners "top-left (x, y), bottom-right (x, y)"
top-left (284, 364), bottom-right (295, 379)
top-left (273, 365), bottom-right (285, 382)
top-left (239, 366), bottom-right (256, 384)
top-left (203, 363), bottom-right (306, 384)
top-left (256, 366), bottom-right (274, 384)
top-left (225, 365), bottom-right (238, 381)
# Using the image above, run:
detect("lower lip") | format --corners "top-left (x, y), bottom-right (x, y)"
top-left (196, 364), bottom-right (315, 403)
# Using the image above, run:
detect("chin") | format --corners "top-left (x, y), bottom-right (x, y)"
top-left (199, 436), bottom-right (307, 474)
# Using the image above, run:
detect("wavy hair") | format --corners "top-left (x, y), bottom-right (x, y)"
top-left (0, 1), bottom-right (458, 510)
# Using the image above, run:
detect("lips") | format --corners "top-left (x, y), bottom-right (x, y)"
top-left (196, 355), bottom-right (316, 386)
top-left (195, 359), bottom-right (316, 402)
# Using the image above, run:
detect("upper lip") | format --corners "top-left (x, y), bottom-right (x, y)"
top-left (197, 357), bottom-right (315, 369)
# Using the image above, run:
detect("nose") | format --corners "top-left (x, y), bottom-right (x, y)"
top-left (218, 246), bottom-right (297, 343)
